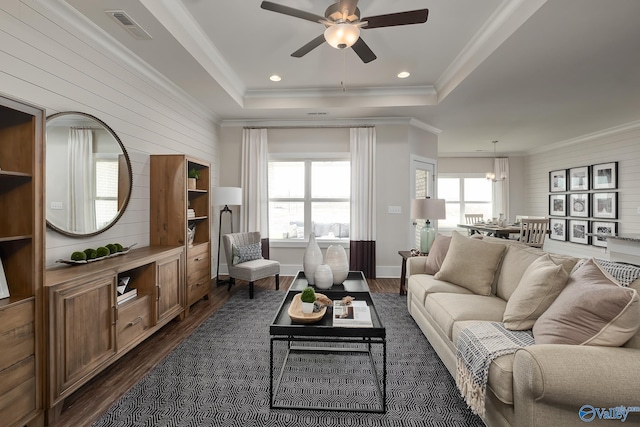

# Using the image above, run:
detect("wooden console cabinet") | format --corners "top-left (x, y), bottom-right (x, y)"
top-left (0, 94), bottom-right (45, 427)
top-left (44, 246), bottom-right (184, 422)
top-left (150, 155), bottom-right (211, 315)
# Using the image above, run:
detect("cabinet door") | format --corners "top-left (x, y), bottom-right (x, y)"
top-left (51, 275), bottom-right (116, 396)
top-left (156, 254), bottom-right (183, 324)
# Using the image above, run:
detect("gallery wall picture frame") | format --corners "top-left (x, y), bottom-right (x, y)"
top-left (592, 192), bottom-right (617, 219)
top-left (591, 221), bottom-right (618, 248)
top-left (549, 218), bottom-right (567, 241)
top-left (0, 257), bottom-right (9, 299)
top-left (568, 193), bottom-right (589, 217)
top-left (592, 162), bottom-right (618, 190)
top-left (569, 166), bottom-right (589, 191)
top-left (569, 219), bottom-right (590, 245)
top-left (549, 194), bottom-right (566, 216)
top-left (549, 169), bottom-right (567, 192)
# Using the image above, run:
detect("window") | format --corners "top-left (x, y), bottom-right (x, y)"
top-left (438, 174), bottom-right (492, 229)
top-left (94, 158), bottom-right (119, 228)
top-left (268, 158), bottom-right (350, 241)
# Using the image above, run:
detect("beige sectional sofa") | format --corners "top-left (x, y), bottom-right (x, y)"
top-left (407, 231), bottom-right (640, 427)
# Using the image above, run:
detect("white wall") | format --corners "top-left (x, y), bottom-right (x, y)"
top-left (218, 123), bottom-right (438, 278)
top-left (524, 124), bottom-right (640, 258)
top-left (1, 0), bottom-right (219, 266)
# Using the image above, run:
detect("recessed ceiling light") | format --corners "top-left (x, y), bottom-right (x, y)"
top-left (397, 71), bottom-right (410, 79)
top-left (270, 75), bottom-right (282, 82)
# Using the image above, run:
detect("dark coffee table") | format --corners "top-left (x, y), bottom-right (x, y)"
top-left (269, 271), bottom-right (386, 413)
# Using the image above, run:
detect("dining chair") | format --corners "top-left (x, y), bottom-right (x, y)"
top-left (518, 218), bottom-right (549, 248)
top-left (222, 231), bottom-right (280, 299)
top-left (465, 214), bottom-right (484, 224)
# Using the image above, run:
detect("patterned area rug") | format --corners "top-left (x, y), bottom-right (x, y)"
top-left (93, 291), bottom-right (484, 427)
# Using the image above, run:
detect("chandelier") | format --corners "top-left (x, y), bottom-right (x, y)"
top-left (486, 140), bottom-right (507, 182)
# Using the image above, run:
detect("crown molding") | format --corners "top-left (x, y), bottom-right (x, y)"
top-left (526, 119), bottom-right (640, 155)
top-left (435, 0), bottom-right (547, 103)
top-left (36, 0), bottom-right (219, 122)
top-left (221, 116), bottom-right (441, 135)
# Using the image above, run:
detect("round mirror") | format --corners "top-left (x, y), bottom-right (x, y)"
top-left (46, 112), bottom-right (132, 237)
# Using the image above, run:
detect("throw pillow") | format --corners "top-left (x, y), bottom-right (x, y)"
top-left (232, 242), bottom-right (263, 265)
top-left (503, 254), bottom-right (570, 331)
top-left (434, 231), bottom-right (507, 296)
top-left (533, 258), bottom-right (640, 346)
top-left (424, 233), bottom-right (452, 275)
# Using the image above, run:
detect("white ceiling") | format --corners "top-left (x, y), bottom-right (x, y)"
top-left (61, 0), bottom-right (640, 155)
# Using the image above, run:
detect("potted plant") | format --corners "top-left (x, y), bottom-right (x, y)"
top-left (188, 168), bottom-right (200, 190)
top-left (300, 286), bottom-right (316, 314)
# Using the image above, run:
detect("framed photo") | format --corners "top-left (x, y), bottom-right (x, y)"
top-left (591, 221), bottom-right (617, 248)
top-left (568, 193), bottom-right (589, 217)
top-left (549, 169), bottom-right (567, 192)
top-left (592, 192), bottom-right (617, 219)
top-left (0, 258), bottom-right (9, 300)
top-left (549, 194), bottom-right (566, 216)
top-left (592, 162), bottom-right (617, 190)
top-left (569, 166), bottom-right (589, 191)
top-left (569, 219), bottom-right (590, 245)
top-left (549, 218), bottom-right (567, 241)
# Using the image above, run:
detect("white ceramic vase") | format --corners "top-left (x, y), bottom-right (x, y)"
top-left (314, 264), bottom-right (333, 289)
top-left (303, 232), bottom-right (323, 285)
top-left (325, 244), bottom-right (349, 284)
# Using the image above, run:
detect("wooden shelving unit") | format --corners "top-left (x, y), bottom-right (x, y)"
top-left (150, 155), bottom-right (211, 316)
top-left (0, 94), bottom-right (45, 426)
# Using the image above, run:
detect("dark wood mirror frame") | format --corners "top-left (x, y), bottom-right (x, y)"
top-left (45, 112), bottom-right (132, 237)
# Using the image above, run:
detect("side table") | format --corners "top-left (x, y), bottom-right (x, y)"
top-left (398, 250), bottom-right (422, 295)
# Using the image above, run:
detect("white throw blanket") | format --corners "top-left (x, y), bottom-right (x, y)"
top-left (455, 322), bottom-right (534, 417)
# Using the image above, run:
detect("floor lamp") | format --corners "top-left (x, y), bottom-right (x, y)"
top-left (410, 197), bottom-right (446, 254)
top-left (213, 187), bottom-right (242, 286)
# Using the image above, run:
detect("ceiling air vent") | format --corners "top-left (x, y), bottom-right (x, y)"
top-left (105, 10), bottom-right (152, 40)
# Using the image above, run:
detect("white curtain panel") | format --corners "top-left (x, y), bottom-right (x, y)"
top-left (350, 127), bottom-right (376, 240)
top-left (68, 128), bottom-right (95, 232)
top-left (492, 157), bottom-right (510, 220)
top-left (240, 128), bottom-right (269, 235)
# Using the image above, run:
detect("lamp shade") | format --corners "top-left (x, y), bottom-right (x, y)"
top-left (212, 187), bottom-right (242, 206)
top-left (410, 198), bottom-right (446, 220)
top-left (324, 23), bottom-right (360, 49)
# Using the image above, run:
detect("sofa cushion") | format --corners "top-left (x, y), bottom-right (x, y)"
top-left (503, 254), bottom-right (570, 331)
top-left (425, 293), bottom-right (507, 341)
top-left (452, 320), bottom-right (516, 405)
top-left (495, 244), bottom-right (578, 301)
top-left (424, 234), bottom-right (451, 274)
top-left (407, 275), bottom-right (473, 306)
top-left (533, 258), bottom-right (640, 346)
top-left (625, 277), bottom-right (640, 350)
top-left (434, 231), bottom-right (507, 296)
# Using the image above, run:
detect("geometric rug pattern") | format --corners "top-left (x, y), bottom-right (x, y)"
top-left (92, 291), bottom-right (484, 427)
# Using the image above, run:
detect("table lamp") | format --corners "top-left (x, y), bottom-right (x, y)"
top-left (212, 187), bottom-right (242, 285)
top-left (410, 197), bottom-right (446, 253)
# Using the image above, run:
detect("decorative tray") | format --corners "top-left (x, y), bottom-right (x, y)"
top-left (288, 293), bottom-right (328, 324)
top-left (56, 243), bottom-right (137, 265)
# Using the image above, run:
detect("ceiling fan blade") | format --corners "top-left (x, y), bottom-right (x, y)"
top-left (362, 9), bottom-right (429, 29)
top-left (351, 37), bottom-right (376, 63)
top-left (339, 0), bottom-right (359, 18)
top-left (291, 34), bottom-right (326, 58)
top-left (260, 1), bottom-right (325, 23)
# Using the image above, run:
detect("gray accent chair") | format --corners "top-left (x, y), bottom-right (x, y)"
top-left (222, 231), bottom-right (280, 299)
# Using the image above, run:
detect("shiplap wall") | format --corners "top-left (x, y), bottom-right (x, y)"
top-left (1, 0), bottom-right (219, 266)
top-left (525, 124), bottom-right (640, 258)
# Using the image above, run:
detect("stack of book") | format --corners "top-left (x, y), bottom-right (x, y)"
top-left (187, 209), bottom-right (196, 219)
top-left (332, 300), bottom-right (373, 327)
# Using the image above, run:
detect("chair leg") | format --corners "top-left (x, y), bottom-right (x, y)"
top-left (227, 277), bottom-right (235, 292)
top-left (275, 274), bottom-right (280, 290)
top-left (249, 281), bottom-right (254, 299)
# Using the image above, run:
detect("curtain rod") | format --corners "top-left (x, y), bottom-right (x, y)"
top-left (243, 124), bottom-right (375, 130)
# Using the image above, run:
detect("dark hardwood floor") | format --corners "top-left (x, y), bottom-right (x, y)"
top-left (51, 276), bottom-right (400, 427)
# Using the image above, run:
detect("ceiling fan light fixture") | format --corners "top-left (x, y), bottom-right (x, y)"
top-left (324, 23), bottom-right (360, 49)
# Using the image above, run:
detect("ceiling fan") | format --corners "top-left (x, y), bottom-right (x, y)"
top-left (260, 0), bottom-right (429, 63)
